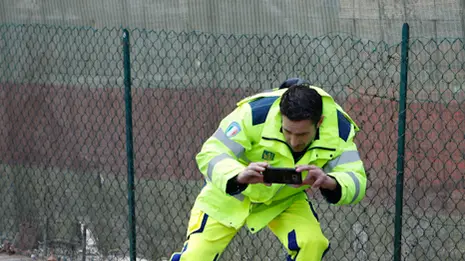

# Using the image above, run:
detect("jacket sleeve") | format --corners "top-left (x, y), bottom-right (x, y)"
top-left (322, 123), bottom-right (367, 205)
top-left (195, 104), bottom-right (254, 194)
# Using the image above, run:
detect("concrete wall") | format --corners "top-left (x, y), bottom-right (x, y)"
top-left (0, 0), bottom-right (464, 42)
top-left (1, 23), bottom-right (464, 97)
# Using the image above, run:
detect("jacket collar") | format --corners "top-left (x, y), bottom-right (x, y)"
top-left (260, 96), bottom-right (340, 150)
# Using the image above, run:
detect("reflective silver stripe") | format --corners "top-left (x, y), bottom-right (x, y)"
top-left (207, 153), bottom-right (232, 180)
top-left (323, 151), bottom-right (360, 173)
top-left (233, 193), bottom-right (245, 201)
top-left (347, 171), bottom-right (360, 204)
top-left (214, 128), bottom-right (246, 159)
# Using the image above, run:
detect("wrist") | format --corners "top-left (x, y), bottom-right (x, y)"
top-left (325, 176), bottom-right (338, 190)
top-left (226, 175), bottom-right (248, 195)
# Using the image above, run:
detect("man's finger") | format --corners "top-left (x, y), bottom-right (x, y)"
top-left (248, 171), bottom-right (264, 177)
top-left (256, 162), bottom-right (270, 168)
top-left (303, 170), bottom-right (316, 181)
top-left (312, 177), bottom-right (325, 189)
top-left (249, 165), bottom-right (267, 172)
top-left (296, 165), bottom-right (318, 172)
top-left (245, 173), bottom-right (264, 184)
top-left (307, 168), bottom-right (324, 177)
top-left (295, 165), bottom-right (311, 172)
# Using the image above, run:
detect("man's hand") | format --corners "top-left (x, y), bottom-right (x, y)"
top-left (237, 162), bottom-right (270, 185)
top-left (295, 165), bottom-right (337, 190)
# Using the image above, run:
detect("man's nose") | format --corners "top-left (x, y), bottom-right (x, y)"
top-left (290, 136), bottom-right (299, 147)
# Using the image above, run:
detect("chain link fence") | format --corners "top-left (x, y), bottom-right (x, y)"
top-left (0, 23), bottom-right (464, 261)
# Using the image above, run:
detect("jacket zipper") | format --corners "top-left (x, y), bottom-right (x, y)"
top-left (262, 137), bottom-right (337, 152)
top-left (308, 146), bottom-right (336, 151)
top-left (262, 137), bottom-right (293, 151)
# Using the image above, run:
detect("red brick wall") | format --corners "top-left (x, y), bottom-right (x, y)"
top-left (342, 94), bottom-right (465, 212)
top-left (1, 84), bottom-right (463, 212)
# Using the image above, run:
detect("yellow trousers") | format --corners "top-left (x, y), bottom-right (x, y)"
top-left (170, 199), bottom-right (330, 261)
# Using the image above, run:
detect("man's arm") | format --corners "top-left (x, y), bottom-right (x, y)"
top-left (295, 165), bottom-right (342, 203)
top-left (226, 175), bottom-right (248, 195)
top-left (320, 180), bottom-right (342, 204)
top-left (195, 104), bottom-right (254, 195)
top-left (321, 123), bottom-right (367, 205)
top-left (225, 161), bottom-right (271, 195)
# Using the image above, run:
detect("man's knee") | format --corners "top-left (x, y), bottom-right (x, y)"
top-left (169, 211), bottom-right (236, 261)
top-left (286, 229), bottom-right (329, 255)
top-left (299, 233), bottom-right (328, 249)
top-left (169, 231), bottom-right (228, 260)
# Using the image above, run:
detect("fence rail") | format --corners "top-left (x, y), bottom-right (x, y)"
top-left (0, 23), bottom-right (464, 261)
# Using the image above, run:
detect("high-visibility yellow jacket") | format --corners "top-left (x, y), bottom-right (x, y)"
top-left (193, 86), bottom-right (366, 233)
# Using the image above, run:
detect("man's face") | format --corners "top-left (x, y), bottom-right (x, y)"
top-left (282, 115), bottom-right (323, 152)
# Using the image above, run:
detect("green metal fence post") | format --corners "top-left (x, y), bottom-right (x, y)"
top-left (394, 23), bottom-right (409, 261)
top-left (123, 28), bottom-right (137, 261)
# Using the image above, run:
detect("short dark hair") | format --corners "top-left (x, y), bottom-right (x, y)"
top-left (279, 85), bottom-right (323, 123)
top-left (279, 77), bottom-right (311, 89)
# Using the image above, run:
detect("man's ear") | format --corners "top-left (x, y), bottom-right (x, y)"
top-left (317, 115), bottom-right (324, 128)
